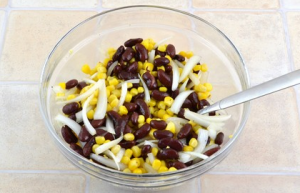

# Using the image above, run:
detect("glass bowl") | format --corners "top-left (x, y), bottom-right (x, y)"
top-left (39, 5), bottom-right (250, 190)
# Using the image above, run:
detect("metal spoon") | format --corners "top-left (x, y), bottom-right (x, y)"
top-left (197, 69), bottom-right (300, 115)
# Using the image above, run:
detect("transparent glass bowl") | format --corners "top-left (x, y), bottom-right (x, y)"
top-left (39, 5), bottom-right (250, 190)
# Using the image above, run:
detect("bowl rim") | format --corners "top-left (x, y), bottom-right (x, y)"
top-left (39, 5), bottom-right (251, 178)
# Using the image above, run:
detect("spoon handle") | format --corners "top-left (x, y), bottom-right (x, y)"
top-left (198, 69), bottom-right (300, 115)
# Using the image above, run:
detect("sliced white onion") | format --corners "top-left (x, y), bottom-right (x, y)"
top-left (168, 61), bottom-right (179, 91)
top-left (197, 114), bottom-right (231, 122)
top-left (179, 78), bottom-right (189, 93)
top-left (90, 72), bottom-right (98, 79)
top-left (90, 153), bottom-right (126, 170)
top-left (138, 74), bottom-right (150, 103)
top-left (107, 61), bottom-right (118, 76)
top-left (75, 106), bottom-right (92, 123)
top-left (166, 117), bottom-right (189, 124)
top-left (189, 72), bottom-right (200, 86)
top-left (183, 109), bottom-right (210, 128)
top-left (97, 126), bottom-right (107, 131)
top-left (143, 163), bottom-right (158, 174)
top-left (116, 148), bottom-right (125, 162)
top-left (59, 79), bottom-right (103, 104)
top-left (117, 82), bottom-right (128, 108)
top-left (200, 71), bottom-right (209, 84)
top-left (148, 50), bottom-right (155, 63)
top-left (178, 152), bottom-right (193, 163)
top-left (147, 153), bottom-right (155, 164)
top-left (170, 90), bottom-right (193, 114)
top-left (94, 79), bottom-right (107, 120)
top-left (184, 151), bottom-right (208, 160)
top-left (154, 36), bottom-right (172, 49)
top-left (95, 134), bottom-right (123, 155)
top-left (106, 117), bottom-right (115, 134)
top-left (179, 56), bottom-right (201, 82)
top-left (53, 85), bottom-right (64, 93)
top-left (55, 114), bottom-right (81, 136)
top-left (82, 78), bottom-right (96, 84)
top-left (136, 140), bottom-right (158, 148)
top-left (65, 87), bottom-right (78, 95)
top-left (104, 150), bottom-right (120, 170)
top-left (82, 94), bottom-right (96, 135)
top-left (208, 128), bottom-right (217, 140)
top-left (194, 129), bottom-right (208, 153)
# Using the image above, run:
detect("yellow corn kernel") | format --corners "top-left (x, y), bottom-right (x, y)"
top-left (161, 160), bottom-right (166, 167)
top-left (92, 144), bottom-right (100, 153)
top-left (124, 149), bottom-right (133, 158)
top-left (124, 133), bottom-right (135, 141)
top-left (148, 99), bottom-right (156, 107)
top-left (87, 110), bottom-right (95, 119)
top-left (157, 109), bottom-right (166, 119)
top-left (67, 94), bottom-right (76, 101)
top-left (157, 44), bottom-right (167, 52)
top-left (111, 145), bottom-right (121, 155)
top-left (179, 51), bottom-right (187, 58)
top-left (81, 64), bottom-right (91, 74)
top-left (97, 66), bottom-right (107, 73)
top-left (138, 115), bottom-right (145, 124)
top-left (59, 82), bottom-right (66, 90)
top-left (145, 118), bottom-right (151, 124)
top-left (165, 122), bottom-right (176, 134)
top-left (138, 123), bottom-right (144, 128)
top-left (164, 96), bottom-right (174, 107)
top-left (128, 158), bottom-right (140, 171)
top-left (144, 62), bottom-right (154, 71)
top-left (119, 105), bottom-right (128, 115)
top-left (132, 146), bottom-right (142, 158)
top-left (201, 64), bottom-right (208, 72)
top-left (95, 136), bottom-right (105, 145)
top-left (194, 84), bottom-right (207, 93)
top-left (103, 58), bottom-right (111, 67)
top-left (141, 40), bottom-right (150, 51)
top-left (126, 82), bottom-right (133, 89)
top-left (198, 92), bottom-right (210, 100)
top-left (189, 138), bottom-right (198, 148)
top-left (193, 64), bottom-right (202, 71)
top-left (157, 101), bottom-right (166, 110)
top-left (137, 87), bottom-right (144, 93)
top-left (93, 89), bottom-right (99, 97)
top-left (186, 51), bottom-right (194, 59)
top-left (183, 146), bottom-right (194, 152)
top-left (106, 89), bottom-right (111, 97)
top-left (110, 98), bottom-right (119, 108)
top-left (106, 104), bottom-right (112, 111)
top-left (112, 90), bottom-right (121, 98)
top-left (133, 168), bottom-right (143, 174)
top-left (89, 97), bottom-right (97, 105)
top-left (157, 66), bottom-right (165, 71)
top-left (188, 120), bottom-right (196, 127)
top-left (56, 93), bottom-right (65, 97)
top-left (123, 168), bottom-right (131, 173)
top-left (193, 125), bottom-right (203, 133)
top-left (168, 167), bottom-right (177, 172)
top-left (162, 114), bottom-right (171, 121)
top-left (149, 107), bottom-right (155, 115)
top-left (152, 159), bottom-right (161, 170)
top-left (140, 168), bottom-right (147, 174)
top-left (97, 72), bottom-right (107, 79)
top-left (104, 140), bottom-right (111, 144)
top-left (159, 87), bottom-right (167, 92)
top-left (130, 88), bottom-right (138, 96)
top-left (165, 55), bottom-right (172, 62)
top-left (124, 93), bottom-right (132, 103)
top-left (151, 71), bottom-right (158, 77)
top-left (138, 158), bottom-right (145, 165)
top-left (158, 166), bottom-right (168, 173)
top-left (149, 129), bottom-right (157, 139)
top-left (138, 61), bottom-right (143, 70)
top-left (108, 95), bottom-right (117, 103)
top-left (204, 82), bottom-right (213, 92)
top-left (151, 147), bottom-right (159, 157)
top-left (129, 58), bottom-right (135, 63)
top-left (166, 108), bottom-right (174, 116)
top-left (121, 156), bottom-right (130, 165)
top-left (109, 78), bottom-right (119, 86)
top-left (157, 80), bottom-right (162, 87)
top-left (107, 47), bottom-right (116, 56)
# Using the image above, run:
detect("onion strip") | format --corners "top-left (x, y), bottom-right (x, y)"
top-left (93, 79), bottom-right (106, 120)
top-left (55, 114), bottom-right (81, 136)
top-left (184, 151), bottom-right (208, 160)
top-left (105, 117), bottom-right (115, 134)
top-left (117, 82), bottom-right (127, 108)
top-left (184, 109), bottom-right (211, 128)
top-left (138, 74), bottom-right (150, 103)
top-left (148, 50), bottom-right (155, 63)
top-left (179, 78), bottom-right (189, 93)
top-left (95, 134), bottom-right (123, 155)
top-left (179, 56), bottom-right (201, 82)
top-left (75, 106), bottom-right (92, 123)
top-left (194, 129), bottom-right (208, 153)
top-left (154, 36), bottom-right (172, 49)
top-left (82, 94), bottom-right (96, 135)
top-left (170, 90), bottom-right (193, 114)
top-left (107, 61), bottom-right (118, 76)
top-left (90, 153), bottom-right (126, 170)
top-left (143, 163), bottom-right (158, 174)
top-left (104, 150), bottom-right (120, 170)
top-left (170, 61), bottom-right (180, 91)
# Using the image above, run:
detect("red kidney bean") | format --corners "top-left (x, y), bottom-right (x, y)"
top-left (78, 126), bottom-right (92, 142)
top-left (107, 111), bottom-right (128, 138)
top-left (91, 118), bottom-right (106, 128)
top-left (186, 130), bottom-right (198, 144)
top-left (155, 49), bottom-right (166, 57)
top-left (69, 114), bottom-right (76, 121)
top-left (158, 138), bottom-right (172, 149)
top-left (130, 112), bottom-right (139, 125)
top-left (70, 143), bottom-right (84, 157)
top-left (177, 123), bottom-right (192, 139)
top-left (209, 111), bottom-right (216, 116)
top-left (199, 99), bottom-right (210, 109)
top-left (188, 92), bottom-right (200, 110)
top-left (106, 60), bottom-right (113, 69)
top-left (141, 145), bottom-right (152, 158)
top-left (107, 111), bottom-right (121, 123)
top-left (204, 146), bottom-right (221, 156)
top-left (66, 79), bottom-right (78, 89)
top-left (122, 47), bottom-right (135, 62)
top-left (76, 81), bottom-right (87, 90)
top-left (117, 70), bottom-right (138, 80)
top-left (171, 161), bottom-right (187, 169)
top-left (157, 69), bottom-right (172, 87)
top-left (112, 46), bottom-right (125, 62)
top-left (150, 120), bottom-right (167, 130)
top-left (62, 102), bottom-right (79, 115)
top-left (168, 139), bottom-right (184, 151)
top-left (124, 125), bottom-right (133, 134)
top-left (177, 108), bottom-right (185, 119)
top-left (171, 88), bottom-right (179, 99)
top-left (124, 38), bottom-right (143, 47)
top-left (135, 123), bottom-right (151, 140)
top-left (132, 93), bottom-right (145, 102)
top-left (166, 44), bottom-right (176, 59)
top-left (153, 130), bottom-right (174, 139)
top-left (154, 57), bottom-right (170, 67)
top-left (83, 137), bottom-right (95, 157)
top-left (61, 125), bottom-right (78, 144)
top-left (142, 71), bottom-right (158, 90)
top-left (165, 65), bottom-right (173, 73)
top-left (215, 132), bottom-right (224, 145)
top-left (157, 149), bottom-right (179, 160)
top-left (135, 43), bottom-right (148, 62)
top-left (95, 128), bottom-right (115, 141)
top-left (174, 54), bottom-right (185, 62)
top-left (119, 140), bottom-right (136, 149)
top-left (181, 99), bottom-right (193, 110)
top-left (127, 61), bottom-right (138, 73)
top-left (113, 65), bottom-right (122, 75)
top-left (124, 102), bottom-right (138, 112)
top-left (151, 90), bottom-right (169, 101)
top-left (135, 99), bottom-right (151, 119)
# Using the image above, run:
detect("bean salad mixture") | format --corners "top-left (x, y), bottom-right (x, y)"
top-left (53, 37), bottom-right (231, 174)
